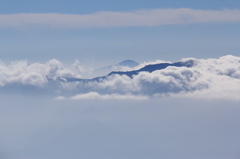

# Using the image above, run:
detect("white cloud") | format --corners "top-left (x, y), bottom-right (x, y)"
top-left (68, 55), bottom-right (240, 100)
top-left (55, 92), bottom-right (149, 100)
top-left (54, 96), bottom-right (66, 100)
top-left (0, 55), bottom-right (240, 101)
top-left (0, 59), bottom-right (81, 87)
top-left (72, 59), bottom-right (93, 74)
top-left (170, 55), bottom-right (240, 100)
top-left (1, 9), bottom-right (240, 29)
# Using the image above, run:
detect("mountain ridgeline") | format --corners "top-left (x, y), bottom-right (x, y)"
top-left (91, 60), bottom-right (139, 77)
top-left (65, 59), bottom-right (195, 82)
top-left (108, 60), bottom-right (195, 77)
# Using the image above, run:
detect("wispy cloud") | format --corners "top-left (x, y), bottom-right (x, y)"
top-left (55, 92), bottom-right (149, 100)
top-left (1, 8), bottom-right (240, 29)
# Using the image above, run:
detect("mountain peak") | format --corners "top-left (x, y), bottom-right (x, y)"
top-left (117, 60), bottom-right (139, 67)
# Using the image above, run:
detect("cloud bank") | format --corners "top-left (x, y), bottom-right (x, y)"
top-left (0, 55), bottom-right (240, 100)
top-left (1, 8), bottom-right (240, 29)
top-left (0, 59), bottom-right (80, 87)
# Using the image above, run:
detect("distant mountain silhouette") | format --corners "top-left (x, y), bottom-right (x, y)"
top-left (117, 60), bottom-right (139, 67)
top-left (108, 59), bottom-right (194, 77)
top-left (92, 60), bottom-right (139, 77)
top-left (65, 59), bottom-right (195, 82)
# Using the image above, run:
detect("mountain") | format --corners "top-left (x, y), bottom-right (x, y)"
top-left (108, 59), bottom-right (194, 77)
top-left (65, 59), bottom-right (195, 82)
top-left (117, 60), bottom-right (139, 67)
top-left (92, 60), bottom-right (139, 77)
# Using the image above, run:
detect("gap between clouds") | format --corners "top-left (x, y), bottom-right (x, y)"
top-left (1, 8), bottom-right (240, 29)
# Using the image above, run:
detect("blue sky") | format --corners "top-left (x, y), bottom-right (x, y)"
top-left (0, 0), bottom-right (240, 67)
top-left (1, 0), bottom-right (240, 13)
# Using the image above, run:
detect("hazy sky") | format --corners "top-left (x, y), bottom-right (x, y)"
top-left (0, 0), bottom-right (240, 67)
top-left (1, 96), bottom-right (240, 159)
top-left (1, 1), bottom-right (240, 159)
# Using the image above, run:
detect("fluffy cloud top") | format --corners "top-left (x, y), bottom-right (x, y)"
top-left (0, 59), bottom-right (80, 87)
top-left (0, 55), bottom-right (240, 100)
top-left (1, 9), bottom-right (240, 29)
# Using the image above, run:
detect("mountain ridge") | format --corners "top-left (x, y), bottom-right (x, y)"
top-left (65, 59), bottom-right (195, 82)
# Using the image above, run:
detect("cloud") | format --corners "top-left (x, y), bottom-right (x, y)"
top-left (80, 65), bottom-right (208, 95)
top-left (55, 91), bottom-right (149, 100)
top-left (1, 8), bottom-right (240, 29)
top-left (169, 55), bottom-right (240, 100)
top-left (0, 59), bottom-right (81, 87)
top-left (65, 55), bottom-right (240, 100)
top-left (3, 95), bottom-right (240, 159)
top-left (0, 55), bottom-right (240, 100)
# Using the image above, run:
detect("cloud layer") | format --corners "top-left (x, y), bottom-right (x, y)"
top-left (1, 9), bottom-right (240, 29)
top-left (0, 59), bottom-right (80, 87)
top-left (0, 55), bottom-right (240, 100)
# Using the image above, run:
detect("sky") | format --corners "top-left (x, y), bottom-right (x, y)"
top-left (1, 1), bottom-right (240, 159)
top-left (0, 0), bottom-right (240, 67)
top-left (1, 96), bottom-right (240, 159)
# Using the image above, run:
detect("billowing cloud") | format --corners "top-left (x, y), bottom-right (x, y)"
top-left (61, 55), bottom-right (240, 100)
top-left (0, 55), bottom-right (240, 100)
top-left (1, 9), bottom-right (240, 29)
top-left (0, 59), bottom-right (80, 87)
top-left (170, 55), bottom-right (240, 100)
